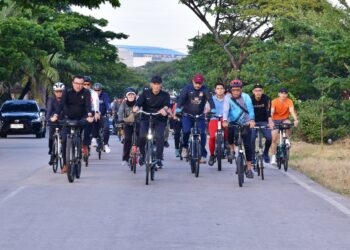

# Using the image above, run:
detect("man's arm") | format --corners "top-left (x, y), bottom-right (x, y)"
top-left (84, 90), bottom-right (92, 117)
top-left (104, 93), bottom-right (111, 113)
top-left (46, 97), bottom-right (53, 121)
top-left (54, 90), bottom-right (66, 116)
top-left (205, 87), bottom-right (215, 110)
top-left (117, 102), bottom-right (125, 122)
top-left (177, 85), bottom-right (188, 109)
top-left (246, 95), bottom-right (255, 121)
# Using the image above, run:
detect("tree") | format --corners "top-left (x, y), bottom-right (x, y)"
top-left (180, 0), bottom-right (326, 77)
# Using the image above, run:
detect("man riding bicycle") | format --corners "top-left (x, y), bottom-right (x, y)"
top-left (133, 76), bottom-right (170, 168)
top-left (176, 74), bottom-right (216, 163)
top-left (82, 76), bottom-right (100, 156)
top-left (223, 79), bottom-right (255, 178)
top-left (51, 75), bottom-right (94, 174)
top-left (46, 82), bottom-right (65, 166)
top-left (251, 84), bottom-right (274, 164)
top-left (92, 82), bottom-right (112, 153)
top-left (270, 88), bottom-right (299, 165)
top-left (207, 81), bottom-right (227, 166)
top-left (118, 87), bottom-right (138, 166)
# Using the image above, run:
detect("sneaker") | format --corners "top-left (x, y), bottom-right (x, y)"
top-left (61, 165), bottom-right (68, 174)
top-left (181, 148), bottom-right (188, 158)
top-left (91, 138), bottom-right (97, 147)
top-left (164, 141), bottom-right (169, 148)
top-left (271, 154), bottom-right (277, 165)
top-left (156, 159), bottom-right (163, 169)
top-left (175, 149), bottom-right (180, 158)
top-left (48, 157), bottom-right (54, 166)
top-left (246, 169), bottom-right (254, 179)
top-left (264, 153), bottom-right (270, 163)
top-left (139, 155), bottom-right (144, 166)
top-left (208, 155), bottom-right (215, 166)
top-left (285, 139), bottom-right (291, 148)
top-left (252, 158), bottom-right (256, 165)
top-left (199, 158), bottom-right (207, 164)
top-left (228, 151), bottom-right (235, 161)
top-left (104, 145), bottom-right (111, 153)
top-left (122, 161), bottom-right (128, 166)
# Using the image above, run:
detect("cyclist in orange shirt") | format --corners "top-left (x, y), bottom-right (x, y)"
top-left (270, 88), bottom-right (299, 165)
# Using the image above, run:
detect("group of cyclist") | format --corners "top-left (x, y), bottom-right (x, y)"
top-left (47, 75), bottom-right (112, 174)
top-left (46, 73), bottom-right (298, 179)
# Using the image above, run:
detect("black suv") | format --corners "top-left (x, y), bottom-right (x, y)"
top-left (0, 100), bottom-right (46, 138)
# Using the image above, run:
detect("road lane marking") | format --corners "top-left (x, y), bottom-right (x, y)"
top-left (282, 171), bottom-right (350, 217)
top-left (0, 186), bottom-right (26, 206)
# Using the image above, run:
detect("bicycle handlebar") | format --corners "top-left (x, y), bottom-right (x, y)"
top-left (137, 110), bottom-right (161, 116)
top-left (274, 123), bottom-right (294, 130)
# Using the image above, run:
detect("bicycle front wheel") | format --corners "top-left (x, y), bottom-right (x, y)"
top-left (195, 139), bottom-right (201, 178)
top-left (236, 155), bottom-right (245, 187)
top-left (66, 137), bottom-right (75, 183)
top-left (283, 148), bottom-right (289, 172)
top-left (52, 138), bottom-right (58, 173)
top-left (145, 141), bottom-right (152, 185)
top-left (216, 134), bottom-right (222, 171)
top-left (259, 156), bottom-right (264, 180)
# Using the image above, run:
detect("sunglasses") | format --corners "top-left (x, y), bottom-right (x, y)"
top-left (83, 83), bottom-right (91, 86)
top-left (95, 89), bottom-right (101, 92)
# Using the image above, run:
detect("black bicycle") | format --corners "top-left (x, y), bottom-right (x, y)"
top-left (229, 122), bottom-right (248, 187)
top-left (139, 110), bottom-right (160, 185)
top-left (213, 115), bottom-right (226, 171)
top-left (96, 118), bottom-right (105, 160)
top-left (252, 125), bottom-right (267, 180)
top-left (128, 121), bottom-right (139, 174)
top-left (275, 123), bottom-right (293, 172)
top-left (48, 122), bottom-right (63, 173)
top-left (180, 113), bottom-right (205, 178)
top-left (65, 119), bottom-right (83, 183)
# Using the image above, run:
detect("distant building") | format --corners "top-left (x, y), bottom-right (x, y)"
top-left (117, 45), bottom-right (186, 67)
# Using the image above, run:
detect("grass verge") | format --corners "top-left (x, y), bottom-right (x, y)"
top-left (290, 138), bottom-right (350, 196)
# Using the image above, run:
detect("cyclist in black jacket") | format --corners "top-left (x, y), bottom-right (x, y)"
top-left (46, 82), bottom-right (65, 165)
top-left (133, 76), bottom-right (170, 168)
top-left (250, 84), bottom-right (274, 163)
top-left (51, 75), bottom-right (94, 174)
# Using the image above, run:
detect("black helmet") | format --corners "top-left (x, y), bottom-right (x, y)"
top-left (125, 87), bottom-right (137, 97)
top-left (84, 76), bottom-right (92, 82)
top-left (93, 82), bottom-right (103, 90)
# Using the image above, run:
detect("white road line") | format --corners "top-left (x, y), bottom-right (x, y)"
top-left (283, 171), bottom-right (350, 217)
top-left (0, 186), bottom-right (26, 206)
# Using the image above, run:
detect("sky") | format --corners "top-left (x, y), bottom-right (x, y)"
top-left (75, 0), bottom-right (349, 54)
top-left (75, 0), bottom-right (209, 54)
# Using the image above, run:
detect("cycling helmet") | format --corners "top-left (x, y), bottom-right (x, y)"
top-left (93, 82), bottom-right (103, 90)
top-left (53, 82), bottom-right (65, 91)
top-left (84, 76), bottom-right (92, 82)
top-left (229, 79), bottom-right (243, 89)
top-left (125, 87), bottom-right (136, 97)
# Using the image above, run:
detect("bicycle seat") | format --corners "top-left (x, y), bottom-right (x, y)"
top-left (65, 119), bottom-right (80, 127)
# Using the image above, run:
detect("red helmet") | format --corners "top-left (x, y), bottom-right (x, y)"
top-left (229, 79), bottom-right (243, 89)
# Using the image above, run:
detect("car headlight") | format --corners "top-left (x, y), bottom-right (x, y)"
top-left (147, 134), bottom-right (153, 140)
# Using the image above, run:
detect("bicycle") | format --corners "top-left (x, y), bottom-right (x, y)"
top-left (229, 122), bottom-right (248, 187)
top-left (213, 115), bottom-right (226, 171)
top-left (65, 119), bottom-right (83, 183)
top-left (128, 121), bottom-right (139, 174)
top-left (252, 125), bottom-right (268, 180)
top-left (138, 110), bottom-right (161, 185)
top-left (180, 112), bottom-right (205, 178)
top-left (48, 122), bottom-right (63, 173)
top-left (96, 118), bottom-right (105, 160)
top-left (275, 123), bottom-right (293, 172)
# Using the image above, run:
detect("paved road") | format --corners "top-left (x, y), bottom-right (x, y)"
top-left (0, 135), bottom-right (350, 250)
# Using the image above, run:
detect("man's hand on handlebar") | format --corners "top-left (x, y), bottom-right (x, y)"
top-left (50, 114), bottom-right (58, 122)
top-left (94, 112), bottom-right (100, 121)
top-left (223, 120), bottom-right (228, 128)
top-left (249, 120), bottom-right (255, 129)
top-left (133, 106), bottom-right (139, 113)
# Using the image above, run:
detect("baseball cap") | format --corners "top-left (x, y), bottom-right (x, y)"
top-left (193, 74), bottom-right (204, 84)
top-left (253, 83), bottom-right (264, 90)
top-left (151, 76), bottom-right (163, 84)
top-left (279, 87), bottom-right (288, 93)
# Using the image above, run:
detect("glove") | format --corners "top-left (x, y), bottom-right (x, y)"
top-left (210, 109), bottom-right (216, 114)
top-left (175, 108), bottom-right (182, 113)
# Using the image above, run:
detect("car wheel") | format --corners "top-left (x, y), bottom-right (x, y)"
top-left (0, 133), bottom-right (7, 138)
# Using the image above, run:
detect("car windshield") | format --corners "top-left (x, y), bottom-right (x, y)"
top-left (1, 103), bottom-right (38, 113)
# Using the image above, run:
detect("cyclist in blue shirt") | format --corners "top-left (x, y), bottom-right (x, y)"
top-left (223, 79), bottom-right (255, 178)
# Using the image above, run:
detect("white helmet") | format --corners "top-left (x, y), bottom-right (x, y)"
top-left (53, 82), bottom-right (65, 91)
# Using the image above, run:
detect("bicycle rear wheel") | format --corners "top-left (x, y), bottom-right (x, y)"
top-left (66, 137), bottom-right (75, 183)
